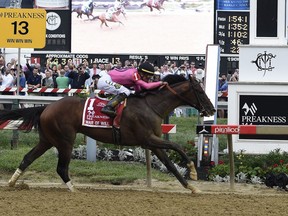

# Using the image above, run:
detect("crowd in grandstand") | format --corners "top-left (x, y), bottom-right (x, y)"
top-left (0, 54), bottom-right (238, 115)
top-left (0, 55), bottom-right (209, 93)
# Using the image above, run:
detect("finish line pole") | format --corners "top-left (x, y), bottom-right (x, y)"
top-left (227, 134), bottom-right (235, 190)
top-left (145, 149), bottom-right (152, 188)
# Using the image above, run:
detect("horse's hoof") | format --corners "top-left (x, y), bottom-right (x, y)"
top-left (8, 180), bottom-right (16, 187)
top-left (70, 187), bottom-right (79, 193)
top-left (190, 173), bottom-right (198, 181)
top-left (191, 188), bottom-right (202, 194)
top-left (187, 184), bottom-right (201, 194)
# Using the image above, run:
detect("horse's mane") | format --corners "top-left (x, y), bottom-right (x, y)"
top-left (162, 74), bottom-right (187, 85)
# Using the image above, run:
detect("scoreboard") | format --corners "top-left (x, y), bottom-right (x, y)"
top-left (214, 0), bottom-right (250, 55)
top-left (216, 11), bottom-right (249, 54)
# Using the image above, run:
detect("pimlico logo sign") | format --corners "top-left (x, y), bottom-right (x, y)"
top-left (46, 12), bottom-right (61, 31)
top-left (251, 51), bottom-right (276, 77)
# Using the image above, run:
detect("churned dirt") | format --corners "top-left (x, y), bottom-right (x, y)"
top-left (0, 179), bottom-right (287, 216)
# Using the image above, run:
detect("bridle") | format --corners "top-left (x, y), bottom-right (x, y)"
top-left (165, 80), bottom-right (206, 115)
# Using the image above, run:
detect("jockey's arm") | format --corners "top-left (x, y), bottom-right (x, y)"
top-left (135, 79), bottom-right (163, 91)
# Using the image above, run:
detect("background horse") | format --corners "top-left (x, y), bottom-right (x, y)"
top-left (0, 75), bottom-right (215, 193)
top-left (140, 0), bottom-right (166, 12)
top-left (92, 3), bottom-right (127, 28)
top-left (72, 1), bottom-right (95, 19)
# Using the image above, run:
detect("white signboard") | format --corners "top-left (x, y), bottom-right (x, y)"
top-left (228, 82), bottom-right (288, 154)
top-left (239, 45), bottom-right (288, 82)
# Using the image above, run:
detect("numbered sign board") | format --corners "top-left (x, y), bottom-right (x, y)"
top-left (0, 8), bottom-right (46, 48)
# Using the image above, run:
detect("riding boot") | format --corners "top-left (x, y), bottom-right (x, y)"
top-left (101, 93), bottom-right (127, 118)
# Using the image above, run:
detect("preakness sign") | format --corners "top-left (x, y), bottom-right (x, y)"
top-left (0, 8), bottom-right (46, 48)
top-left (228, 82), bottom-right (288, 154)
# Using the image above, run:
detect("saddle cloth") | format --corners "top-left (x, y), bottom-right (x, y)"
top-left (82, 95), bottom-right (125, 128)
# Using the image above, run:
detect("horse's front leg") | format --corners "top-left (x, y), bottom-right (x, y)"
top-left (150, 148), bottom-right (201, 194)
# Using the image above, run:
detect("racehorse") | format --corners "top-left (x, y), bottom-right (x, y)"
top-left (72, 1), bottom-right (95, 19)
top-left (92, 3), bottom-right (127, 28)
top-left (0, 75), bottom-right (215, 193)
top-left (140, 0), bottom-right (166, 12)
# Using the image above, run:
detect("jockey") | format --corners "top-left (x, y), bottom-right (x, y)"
top-left (81, 0), bottom-right (93, 13)
top-left (106, 0), bottom-right (123, 19)
top-left (97, 62), bottom-right (167, 117)
top-left (114, 0), bottom-right (122, 9)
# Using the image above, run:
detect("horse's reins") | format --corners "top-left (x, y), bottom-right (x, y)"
top-left (165, 81), bottom-right (205, 114)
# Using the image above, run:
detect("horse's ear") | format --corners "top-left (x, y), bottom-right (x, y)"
top-left (189, 74), bottom-right (194, 82)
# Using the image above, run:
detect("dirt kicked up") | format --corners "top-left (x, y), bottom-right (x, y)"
top-left (0, 180), bottom-right (287, 216)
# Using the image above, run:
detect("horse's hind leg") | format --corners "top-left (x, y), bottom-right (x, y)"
top-left (8, 140), bottom-right (52, 187)
top-left (104, 21), bottom-right (110, 28)
top-left (150, 148), bottom-right (201, 194)
top-left (56, 144), bottom-right (75, 192)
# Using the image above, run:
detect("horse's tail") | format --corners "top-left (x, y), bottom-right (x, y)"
top-left (0, 106), bottom-right (46, 132)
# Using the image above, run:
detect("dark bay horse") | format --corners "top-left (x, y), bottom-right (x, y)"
top-left (141, 0), bottom-right (166, 12)
top-left (0, 75), bottom-right (215, 193)
top-left (72, 1), bottom-right (95, 19)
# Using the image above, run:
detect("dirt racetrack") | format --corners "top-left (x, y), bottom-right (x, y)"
top-left (1, 180), bottom-right (288, 216)
top-left (71, 9), bottom-right (213, 55)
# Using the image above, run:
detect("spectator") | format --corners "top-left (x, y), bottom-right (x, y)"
top-left (0, 55), bottom-right (6, 76)
top-left (227, 70), bottom-right (233, 82)
top-left (169, 61), bottom-right (178, 74)
top-left (98, 63), bottom-right (105, 72)
top-left (176, 65), bottom-right (188, 79)
top-left (68, 63), bottom-right (90, 89)
top-left (18, 67), bottom-right (26, 96)
top-left (124, 60), bottom-right (132, 68)
top-left (42, 69), bottom-right (54, 88)
top-left (86, 62), bottom-right (100, 88)
top-left (230, 69), bottom-right (239, 82)
top-left (190, 62), bottom-right (197, 76)
top-left (27, 67), bottom-right (41, 91)
top-left (218, 74), bottom-right (228, 118)
top-left (2, 68), bottom-right (14, 88)
top-left (65, 63), bottom-right (75, 87)
top-left (195, 63), bottom-right (205, 81)
top-left (115, 61), bottom-right (122, 69)
top-left (1, 68), bottom-right (14, 109)
top-left (16, 66), bottom-right (27, 107)
top-left (161, 64), bottom-right (173, 78)
top-left (90, 74), bottom-right (101, 93)
top-left (56, 69), bottom-right (69, 89)
top-left (218, 74), bottom-right (228, 92)
top-left (51, 64), bottom-right (59, 88)
top-left (25, 59), bottom-right (41, 81)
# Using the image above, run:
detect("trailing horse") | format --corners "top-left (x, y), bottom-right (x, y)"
top-left (0, 75), bottom-right (215, 193)
top-left (72, 1), bottom-right (95, 19)
top-left (140, 0), bottom-right (166, 12)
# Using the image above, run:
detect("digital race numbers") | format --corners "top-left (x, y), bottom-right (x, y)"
top-left (216, 11), bottom-right (249, 54)
top-left (0, 8), bottom-right (46, 48)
